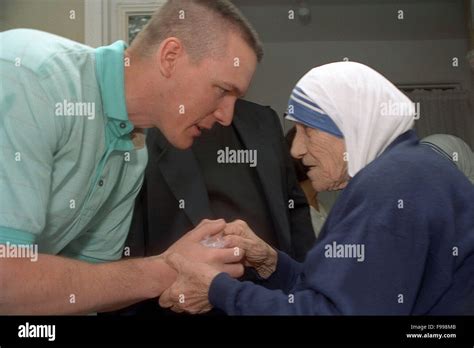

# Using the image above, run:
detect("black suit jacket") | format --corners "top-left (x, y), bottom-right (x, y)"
top-left (126, 99), bottom-right (315, 261)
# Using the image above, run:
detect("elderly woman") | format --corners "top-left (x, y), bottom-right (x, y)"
top-left (159, 62), bottom-right (474, 315)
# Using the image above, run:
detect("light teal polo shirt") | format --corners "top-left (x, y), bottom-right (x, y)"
top-left (0, 29), bottom-right (148, 262)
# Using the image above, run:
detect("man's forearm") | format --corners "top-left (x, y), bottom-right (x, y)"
top-left (0, 254), bottom-right (176, 315)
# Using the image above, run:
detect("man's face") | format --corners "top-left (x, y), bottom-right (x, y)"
top-left (157, 32), bottom-right (257, 149)
top-left (291, 124), bottom-right (349, 192)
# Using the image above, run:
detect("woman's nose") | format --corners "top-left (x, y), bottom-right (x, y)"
top-left (291, 126), bottom-right (307, 159)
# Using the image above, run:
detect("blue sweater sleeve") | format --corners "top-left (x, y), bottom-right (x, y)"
top-left (209, 272), bottom-right (344, 315)
top-left (208, 251), bottom-right (307, 314)
top-left (257, 251), bottom-right (303, 292)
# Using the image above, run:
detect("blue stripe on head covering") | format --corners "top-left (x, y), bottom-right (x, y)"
top-left (292, 87), bottom-right (327, 113)
top-left (286, 88), bottom-right (344, 138)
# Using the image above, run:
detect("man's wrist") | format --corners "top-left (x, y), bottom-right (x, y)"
top-left (138, 256), bottom-right (177, 299)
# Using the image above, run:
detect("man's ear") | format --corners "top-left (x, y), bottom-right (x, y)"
top-left (158, 37), bottom-right (184, 78)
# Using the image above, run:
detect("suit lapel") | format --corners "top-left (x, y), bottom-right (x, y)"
top-left (148, 129), bottom-right (212, 226)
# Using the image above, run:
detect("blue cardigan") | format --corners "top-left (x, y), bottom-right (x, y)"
top-left (209, 130), bottom-right (474, 315)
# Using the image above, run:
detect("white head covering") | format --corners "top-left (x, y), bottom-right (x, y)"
top-left (421, 134), bottom-right (474, 184)
top-left (286, 62), bottom-right (415, 177)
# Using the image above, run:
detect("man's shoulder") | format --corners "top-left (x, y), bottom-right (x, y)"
top-left (0, 29), bottom-right (93, 76)
top-left (235, 99), bottom-right (281, 128)
top-left (236, 99), bottom-right (276, 115)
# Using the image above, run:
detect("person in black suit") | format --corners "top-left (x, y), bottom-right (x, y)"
top-left (119, 99), bottom-right (315, 315)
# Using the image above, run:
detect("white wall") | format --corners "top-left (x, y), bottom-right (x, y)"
top-left (0, 0), bottom-right (85, 43)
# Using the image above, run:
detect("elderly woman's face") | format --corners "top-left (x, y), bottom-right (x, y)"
top-left (291, 124), bottom-right (349, 192)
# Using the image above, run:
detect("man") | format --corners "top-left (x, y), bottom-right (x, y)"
top-left (118, 99), bottom-right (316, 315)
top-left (0, 0), bottom-right (261, 314)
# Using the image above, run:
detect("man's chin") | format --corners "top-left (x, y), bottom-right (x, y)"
top-left (169, 136), bottom-right (194, 150)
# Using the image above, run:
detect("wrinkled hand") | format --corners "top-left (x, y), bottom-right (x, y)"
top-left (161, 219), bottom-right (244, 278)
top-left (223, 220), bottom-right (278, 279)
top-left (159, 253), bottom-right (219, 314)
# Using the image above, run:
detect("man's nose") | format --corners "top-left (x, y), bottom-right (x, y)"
top-left (214, 96), bottom-right (237, 126)
top-left (291, 127), bottom-right (307, 160)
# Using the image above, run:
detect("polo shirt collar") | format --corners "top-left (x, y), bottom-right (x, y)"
top-left (95, 41), bottom-right (135, 150)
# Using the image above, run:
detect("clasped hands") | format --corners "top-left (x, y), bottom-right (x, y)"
top-left (157, 219), bottom-right (277, 314)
